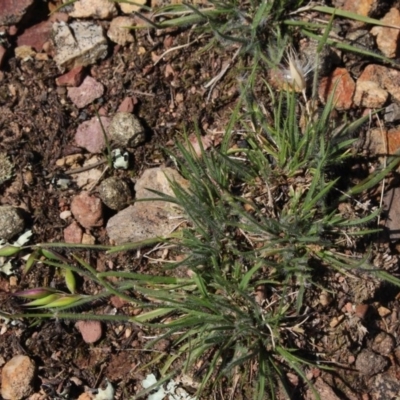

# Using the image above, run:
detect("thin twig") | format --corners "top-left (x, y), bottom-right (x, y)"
top-left (205, 46), bottom-right (241, 102)
top-left (154, 36), bottom-right (204, 66)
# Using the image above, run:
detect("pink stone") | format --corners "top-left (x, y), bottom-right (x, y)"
top-left (118, 97), bottom-right (135, 113)
top-left (17, 20), bottom-right (52, 52)
top-left (64, 221), bottom-right (83, 244)
top-left (75, 116), bottom-right (111, 154)
top-left (75, 320), bottom-right (102, 343)
top-left (56, 66), bottom-right (85, 87)
top-left (318, 67), bottom-right (355, 110)
top-left (8, 25), bottom-right (18, 36)
top-left (67, 76), bottom-right (104, 108)
top-left (71, 192), bottom-right (103, 228)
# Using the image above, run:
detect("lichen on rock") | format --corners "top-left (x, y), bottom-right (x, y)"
top-left (0, 153), bottom-right (13, 185)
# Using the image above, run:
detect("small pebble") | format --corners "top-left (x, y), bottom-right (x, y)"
top-left (108, 112), bottom-right (145, 147)
top-left (356, 349), bottom-right (388, 377)
top-left (98, 177), bottom-right (131, 210)
top-left (0, 206), bottom-right (25, 240)
top-left (75, 320), bottom-right (102, 343)
top-left (1, 355), bottom-right (35, 400)
top-left (371, 332), bottom-right (395, 356)
top-left (378, 306), bottom-right (391, 317)
top-left (70, 192), bottom-right (103, 228)
top-left (355, 304), bottom-right (369, 319)
top-left (60, 210), bottom-right (72, 220)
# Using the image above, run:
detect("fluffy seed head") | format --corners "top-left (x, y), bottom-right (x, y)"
top-left (282, 46), bottom-right (314, 91)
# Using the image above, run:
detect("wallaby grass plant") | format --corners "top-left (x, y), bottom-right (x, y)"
top-left (4, 1), bottom-right (400, 399)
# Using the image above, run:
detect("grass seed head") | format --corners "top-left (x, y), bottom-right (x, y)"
top-left (282, 46), bottom-right (314, 91)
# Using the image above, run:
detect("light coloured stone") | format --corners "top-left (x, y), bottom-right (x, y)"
top-left (69, 0), bottom-right (118, 19)
top-left (71, 156), bottom-right (104, 189)
top-left (108, 112), bottom-right (145, 147)
top-left (107, 16), bottom-right (135, 46)
top-left (371, 8), bottom-right (400, 58)
top-left (107, 167), bottom-right (188, 244)
top-left (1, 355), bottom-right (35, 399)
top-left (0, 206), bottom-right (25, 240)
top-left (120, 0), bottom-right (146, 14)
top-left (53, 21), bottom-right (108, 71)
top-left (0, 153), bottom-right (13, 185)
top-left (384, 103), bottom-right (400, 123)
top-left (14, 45), bottom-right (35, 61)
top-left (353, 80), bottom-right (388, 108)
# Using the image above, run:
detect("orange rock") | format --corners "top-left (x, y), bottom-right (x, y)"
top-left (358, 64), bottom-right (400, 103)
top-left (334, 0), bottom-right (378, 17)
top-left (318, 67), bottom-right (355, 110)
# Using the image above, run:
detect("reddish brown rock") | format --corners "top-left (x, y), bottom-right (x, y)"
top-left (318, 67), bottom-right (355, 110)
top-left (0, 0), bottom-right (35, 25)
top-left (371, 8), bottom-right (400, 58)
top-left (70, 192), bottom-right (103, 228)
top-left (64, 221), bottom-right (83, 244)
top-left (56, 66), bottom-right (85, 87)
top-left (67, 76), bottom-right (104, 108)
top-left (354, 304), bottom-right (369, 319)
top-left (75, 320), bottom-right (102, 343)
top-left (110, 295), bottom-right (127, 308)
top-left (17, 20), bottom-right (52, 52)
